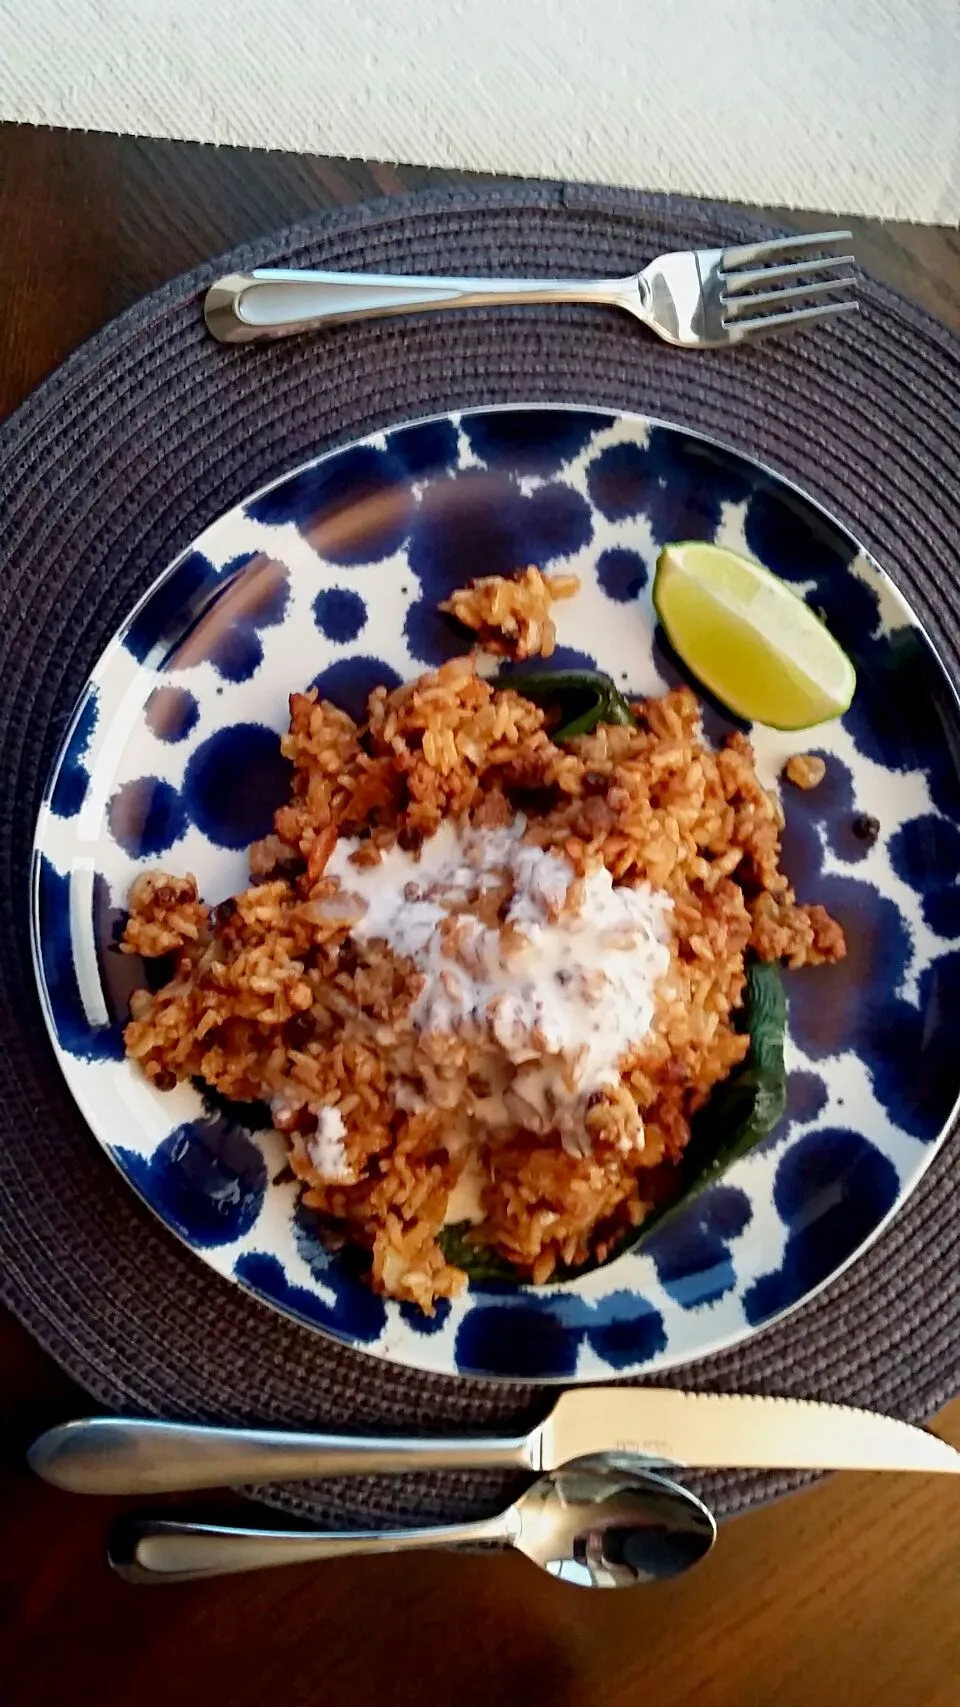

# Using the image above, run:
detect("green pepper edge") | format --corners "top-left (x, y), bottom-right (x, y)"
top-left (497, 667), bottom-right (636, 742)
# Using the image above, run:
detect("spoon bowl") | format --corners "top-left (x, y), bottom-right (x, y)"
top-left (514, 1459), bottom-right (717, 1586)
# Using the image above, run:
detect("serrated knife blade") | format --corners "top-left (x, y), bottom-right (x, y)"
top-left (535, 1389), bottom-right (960, 1475)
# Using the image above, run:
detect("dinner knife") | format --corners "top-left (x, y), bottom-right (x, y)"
top-left (28, 1390), bottom-right (960, 1495)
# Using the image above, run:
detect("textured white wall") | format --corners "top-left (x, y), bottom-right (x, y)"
top-left (1, 0), bottom-right (957, 220)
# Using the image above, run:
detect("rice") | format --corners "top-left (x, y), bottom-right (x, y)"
top-left (122, 640), bottom-right (845, 1313)
top-left (440, 565), bottom-right (580, 659)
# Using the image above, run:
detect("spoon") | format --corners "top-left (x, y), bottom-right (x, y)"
top-left (109, 1459), bottom-right (717, 1587)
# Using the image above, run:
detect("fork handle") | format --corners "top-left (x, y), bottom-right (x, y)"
top-left (204, 266), bottom-right (637, 342)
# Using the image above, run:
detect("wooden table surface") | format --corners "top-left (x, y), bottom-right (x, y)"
top-left (1, 123), bottom-right (958, 1707)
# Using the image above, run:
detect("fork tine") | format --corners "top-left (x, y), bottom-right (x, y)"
top-left (721, 230), bottom-right (853, 270)
top-left (722, 254), bottom-right (855, 295)
top-left (722, 277), bottom-right (857, 318)
top-left (725, 299), bottom-right (860, 339)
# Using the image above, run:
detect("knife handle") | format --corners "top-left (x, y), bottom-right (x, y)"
top-left (28, 1417), bottom-right (536, 1495)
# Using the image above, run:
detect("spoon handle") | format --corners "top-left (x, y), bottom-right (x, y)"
top-left (29, 1416), bottom-right (536, 1495)
top-left (109, 1512), bottom-right (510, 1583)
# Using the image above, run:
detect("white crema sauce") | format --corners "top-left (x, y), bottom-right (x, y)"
top-left (305, 1105), bottom-right (352, 1182)
top-left (326, 819), bottom-right (672, 1113)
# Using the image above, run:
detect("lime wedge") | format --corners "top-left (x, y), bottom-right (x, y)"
top-left (653, 541), bottom-right (856, 729)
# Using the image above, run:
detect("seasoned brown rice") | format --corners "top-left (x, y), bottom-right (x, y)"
top-left (440, 565), bottom-right (580, 659)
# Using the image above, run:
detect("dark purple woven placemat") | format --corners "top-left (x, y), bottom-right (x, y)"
top-left (1, 181), bottom-right (958, 1528)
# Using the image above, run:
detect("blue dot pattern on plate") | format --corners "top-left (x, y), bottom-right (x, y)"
top-left (107, 777), bottom-right (187, 857)
top-left (144, 686), bottom-right (200, 744)
top-left (743, 1130), bottom-right (901, 1323)
top-left (642, 1186), bottom-right (753, 1311)
top-left (49, 692), bottom-right (99, 819)
top-left (182, 724), bottom-right (292, 850)
top-left (32, 406), bottom-right (960, 1383)
top-left (313, 587), bottom-right (367, 643)
top-left (115, 1116), bottom-right (267, 1248)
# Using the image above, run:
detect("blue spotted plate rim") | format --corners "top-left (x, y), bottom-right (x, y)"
top-left (30, 403), bottom-right (960, 1383)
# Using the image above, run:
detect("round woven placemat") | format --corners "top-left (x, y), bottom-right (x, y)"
top-left (1, 182), bottom-right (958, 1528)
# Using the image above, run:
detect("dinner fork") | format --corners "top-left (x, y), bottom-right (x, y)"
top-left (204, 230), bottom-right (857, 348)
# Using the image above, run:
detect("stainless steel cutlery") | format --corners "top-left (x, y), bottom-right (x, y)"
top-left (205, 229), bottom-right (857, 349)
top-left (34, 1388), bottom-right (956, 1587)
top-left (108, 1461), bottom-right (717, 1588)
top-left (30, 1388), bottom-right (959, 1497)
